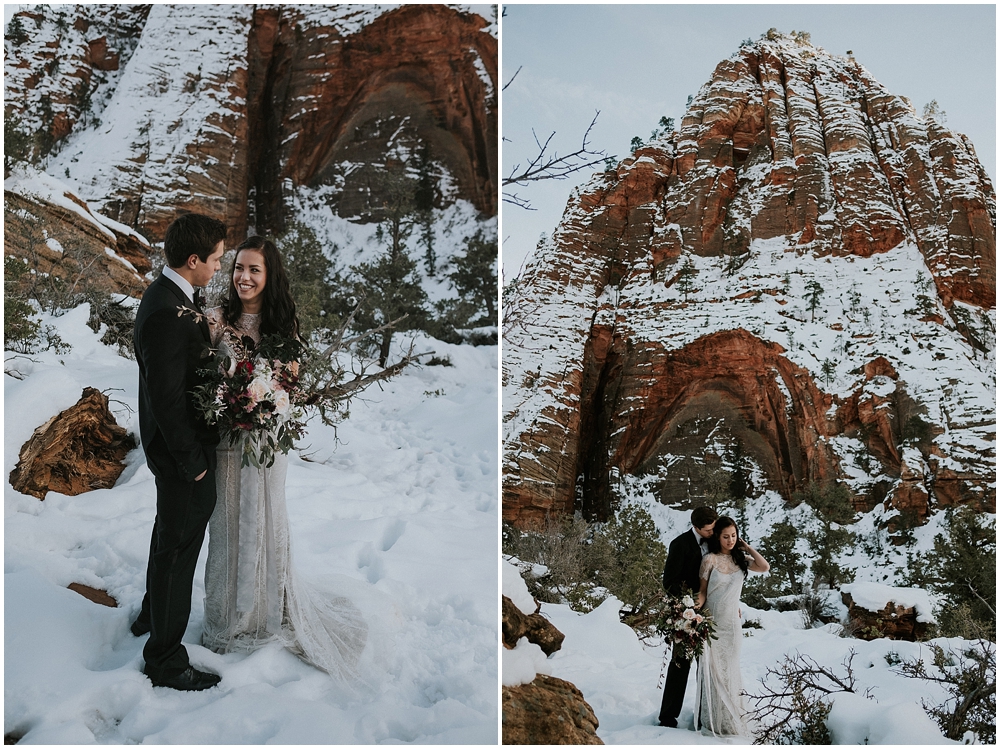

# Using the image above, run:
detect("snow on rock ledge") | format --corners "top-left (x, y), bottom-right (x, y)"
top-left (842, 582), bottom-right (937, 623)
top-left (842, 581), bottom-right (936, 641)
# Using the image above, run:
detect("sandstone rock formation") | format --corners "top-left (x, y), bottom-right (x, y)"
top-left (5, 170), bottom-right (152, 298)
top-left (503, 32), bottom-right (994, 528)
top-left (3, 5), bottom-right (149, 166)
top-left (842, 591), bottom-right (927, 641)
top-left (502, 595), bottom-right (566, 656)
top-left (7, 4), bottom-right (497, 246)
top-left (502, 674), bottom-right (603, 745)
top-left (9, 387), bottom-right (136, 500)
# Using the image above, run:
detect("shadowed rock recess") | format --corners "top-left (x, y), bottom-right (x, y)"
top-left (503, 33), bottom-right (994, 528)
top-left (6, 4), bottom-right (496, 246)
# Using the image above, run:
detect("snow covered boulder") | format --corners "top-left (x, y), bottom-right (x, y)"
top-left (5, 168), bottom-right (152, 298)
top-left (841, 582), bottom-right (935, 641)
top-left (502, 674), bottom-right (602, 745)
top-left (502, 595), bottom-right (565, 655)
top-left (9, 387), bottom-right (136, 499)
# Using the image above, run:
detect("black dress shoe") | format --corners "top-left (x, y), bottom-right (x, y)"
top-left (146, 666), bottom-right (221, 691)
top-left (659, 719), bottom-right (677, 728)
top-left (130, 619), bottom-right (150, 637)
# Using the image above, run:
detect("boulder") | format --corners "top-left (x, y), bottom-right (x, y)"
top-left (502, 595), bottom-right (565, 656)
top-left (502, 674), bottom-right (603, 745)
top-left (9, 388), bottom-right (136, 500)
top-left (842, 591), bottom-right (928, 641)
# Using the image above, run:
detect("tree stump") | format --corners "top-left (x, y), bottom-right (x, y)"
top-left (9, 387), bottom-right (136, 499)
top-left (502, 595), bottom-right (565, 655)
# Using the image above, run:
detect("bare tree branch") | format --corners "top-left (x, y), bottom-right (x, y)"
top-left (502, 64), bottom-right (522, 92)
top-left (502, 110), bottom-right (609, 209)
top-left (503, 111), bottom-right (607, 187)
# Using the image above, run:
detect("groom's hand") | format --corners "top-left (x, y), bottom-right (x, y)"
top-left (195, 470), bottom-right (207, 482)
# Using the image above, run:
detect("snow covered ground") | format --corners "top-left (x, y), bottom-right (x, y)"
top-left (502, 559), bottom-right (971, 746)
top-left (5, 306), bottom-right (498, 744)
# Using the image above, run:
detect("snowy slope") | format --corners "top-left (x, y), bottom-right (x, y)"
top-left (535, 593), bottom-right (965, 745)
top-left (4, 307), bottom-right (498, 744)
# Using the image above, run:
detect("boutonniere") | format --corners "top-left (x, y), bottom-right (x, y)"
top-left (176, 305), bottom-right (205, 325)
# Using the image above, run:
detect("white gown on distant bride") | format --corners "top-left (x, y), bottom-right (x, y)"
top-left (201, 308), bottom-right (368, 680)
top-left (696, 552), bottom-right (749, 737)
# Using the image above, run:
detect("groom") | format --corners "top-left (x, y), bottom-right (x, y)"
top-left (658, 505), bottom-right (718, 728)
top-left (131, 213), bottom-right (226, 691)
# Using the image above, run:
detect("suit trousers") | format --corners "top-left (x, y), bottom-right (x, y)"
top-left (138, 469), bottom-right (217, 680)
top-left (658, 652), bottom-right (693, 727)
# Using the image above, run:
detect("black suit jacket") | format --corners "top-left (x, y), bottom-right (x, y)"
top-left (662, 529), bottom-right (704, 597)
top-left (134, 273), bottom-right (220, 481)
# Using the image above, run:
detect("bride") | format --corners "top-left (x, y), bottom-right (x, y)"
top-left (695, 516), bottom-right (769, 737)
top-left (202, 235), bottom-right (368, 679)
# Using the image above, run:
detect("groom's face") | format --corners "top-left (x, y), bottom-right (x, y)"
top-left (695, 522), bottom-right (716, 539)
top-left (190, 241), bottom-right (225, 287)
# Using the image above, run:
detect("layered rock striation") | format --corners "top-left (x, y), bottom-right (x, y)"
top-left (6, 4), bottom-right (497, 249)
top-left (503, 33), bottom-right (995, 528)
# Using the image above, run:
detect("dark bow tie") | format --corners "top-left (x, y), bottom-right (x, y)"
top-left (193, 288), bottom-right (205, 310)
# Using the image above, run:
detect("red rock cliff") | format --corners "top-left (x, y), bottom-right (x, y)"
top-left (503, 33), bottom-right (994, 529)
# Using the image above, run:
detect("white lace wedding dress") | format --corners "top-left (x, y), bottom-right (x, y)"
top-left (201, 309), bottom-right (368, 680)
top-left (696, 552), bottom-right (749, 737)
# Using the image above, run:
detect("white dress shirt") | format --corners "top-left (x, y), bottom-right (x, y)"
top-left (691, 526), bottom-right (710, 556)
top-left (162, 265), bottom-right (195, 304)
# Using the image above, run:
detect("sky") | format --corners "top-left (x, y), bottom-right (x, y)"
top-left (500, 4), bottom-right (997, 278)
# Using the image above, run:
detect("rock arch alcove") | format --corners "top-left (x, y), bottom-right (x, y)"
top-left (247, 4), bottom-right (497, 232)
top-left (575, 328), bottom-right (840, 521)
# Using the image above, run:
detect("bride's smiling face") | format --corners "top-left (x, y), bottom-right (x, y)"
top-left (233, 249), bottom-right (267, 307)
top-left (718, 525), bottom-right (738, 552)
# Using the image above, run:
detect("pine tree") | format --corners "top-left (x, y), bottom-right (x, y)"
top-left (371, 163), bottom-right (418, 265)
top-left (922, 507), bottom-right (995, 635)
top-left (277, 221), bottom-right (338, 336)
top-left (447, 229), bottom-right (497, 325)
top-left (804, 279), bottom-right (823, 322)
top-left (676, 257), bottom-right (697, 301)
top-left (4, 256), bottom-right (40, 352)
top-left (7, 15), bottom-right (28, 45)
top-left (351, 250), bottom-right (428, 367)
top-left (821, 358), bottom-right (836, 387)
top-left (413, 141), bottom-right (437, 275)
top-left (759, 520), bottom-right (805, 596)
top-left (4, 109), bottom-right (33, 169)
top-left (798, 482), bottom-right (856, 589)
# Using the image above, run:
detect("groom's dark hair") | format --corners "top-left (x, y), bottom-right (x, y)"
top-left (691, 506), bottom-right (718, 529)
top-left (163, 213), bottom-right (227, 267)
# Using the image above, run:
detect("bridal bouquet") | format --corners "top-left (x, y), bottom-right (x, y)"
top-left (194, 333), bottom-right (308, 468)
top-left (656, 592), bottom-right (717, 662)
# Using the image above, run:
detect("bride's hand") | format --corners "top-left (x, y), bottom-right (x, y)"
top-left (696, 592), bottom-right (705, 609)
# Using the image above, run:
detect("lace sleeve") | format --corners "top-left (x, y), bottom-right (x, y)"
top-left (699, 553), bottom-right (714, 581)
top-left (205, 307), bottom-right (225, 347)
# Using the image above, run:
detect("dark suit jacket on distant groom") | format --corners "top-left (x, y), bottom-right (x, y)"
top-left (662, 528), bottom-right (704, 598)
top-left (134, 273), bottom-right (219, 481)
top-left (657, 527), bottom-right (707, 727)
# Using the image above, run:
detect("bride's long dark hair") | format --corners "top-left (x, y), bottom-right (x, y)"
top-left (222, 235), bottom-right (300, 340)
top-left (707, 516), bottom-right (750, 578)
